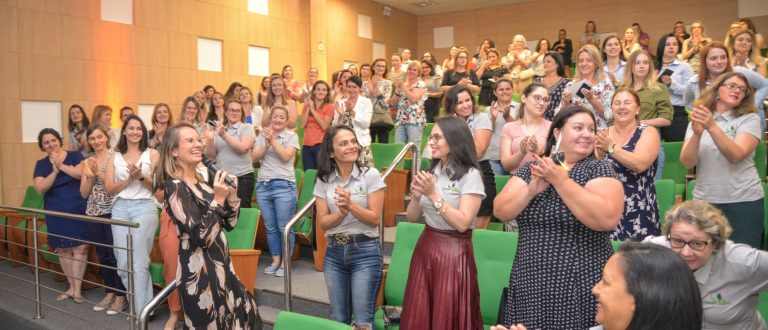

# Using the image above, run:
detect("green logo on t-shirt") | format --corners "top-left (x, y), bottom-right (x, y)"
top-left (353, 185), bottom-right (366, 196)
top-left (444, 181), bottom-right (460, 193)
top-left (703, 293), bottom-right (729, 305)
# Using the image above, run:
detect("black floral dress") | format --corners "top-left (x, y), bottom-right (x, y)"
top-left (606, 125), bottom-right (660, 240)
top-left (164, 179), bottom-right (262, 330)
top-left (502, 157), bottom-right (616, 329)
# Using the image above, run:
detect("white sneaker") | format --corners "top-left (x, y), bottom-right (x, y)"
top-left (264, 264), bottom-right (279, 275)
top-left (275, 267), bottom-right (285, 277)
top-left (93, 295), bottom-right (114, 312)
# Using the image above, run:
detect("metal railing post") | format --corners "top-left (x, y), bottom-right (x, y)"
top-left (139, 280), bottom-right (179, 330)
top-left (127, 232), bottom-right (135, 330)
top-left (282, 142), bottom-right (419, 311)
top-left (32, 215), bottom-right (42, 320)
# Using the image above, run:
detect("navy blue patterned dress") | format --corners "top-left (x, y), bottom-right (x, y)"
top-left (33, 151), bottom-right (88, 248)
top-left (502, 157), bottom-right (616, 329)
top-left (606, 125), bottom-right (660, 240)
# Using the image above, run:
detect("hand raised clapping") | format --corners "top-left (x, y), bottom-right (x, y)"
top-left (410, 170), bottom-right (437, 201)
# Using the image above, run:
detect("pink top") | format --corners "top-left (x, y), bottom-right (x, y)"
top-left (501, 120), bottom-right (551, 174)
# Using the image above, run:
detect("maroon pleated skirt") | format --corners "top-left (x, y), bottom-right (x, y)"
top-left (400, 225), bottom-right (483, 330)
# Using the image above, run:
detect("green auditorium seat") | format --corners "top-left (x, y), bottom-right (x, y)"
top-left (661, 141), bottom-right (688, 198)
top-left (273, 311), bottom-right (350, 329)
top-left (472, 229), bottom-right (518, 328)
top-left (374, 222), bottom-right (425, 330)
top-left (654, 179), bottom-right (676, 229)
top-left (371, 143), bottom-right (406, 170)
top-left (294, 169), bottom-right (316, 238)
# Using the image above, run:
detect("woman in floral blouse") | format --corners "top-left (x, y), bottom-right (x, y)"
top-left (393, 61), bottom-right (427, 149)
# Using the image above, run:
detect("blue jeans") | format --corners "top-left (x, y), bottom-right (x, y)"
top-left (324, 239), bottom-right (383, 327)
top-left (111, 198), bottom-right (158, 313)
top-left (490, 159), bottom-right (507, 175)
top-left (395, 124), bottom-right (423, 150)
top-left (256, 180), bottom-right (297, 257)
top-left (302, 144), bottom-right (322, 170)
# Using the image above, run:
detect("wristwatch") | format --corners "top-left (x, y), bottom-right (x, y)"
top-left (607, 144), bottom-right (616, 155)
top-left (433, 198), bottom-right (445, 210)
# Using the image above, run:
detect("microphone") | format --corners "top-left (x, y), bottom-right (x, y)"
top-left (201, 155), bottom-right (237, 188)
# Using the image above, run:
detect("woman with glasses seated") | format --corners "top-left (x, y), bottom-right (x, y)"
top-left (645, 200), bottom-right (768, 330)
top-left (680, 72), bottom-right (764, 249)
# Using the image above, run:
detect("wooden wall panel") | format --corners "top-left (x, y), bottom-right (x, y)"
top-left (0, 0), bottom-right (417, 204)
top-left (0, 5), bottom-right (19, 53)
top-left (0, 52), bottom-right (19, 99)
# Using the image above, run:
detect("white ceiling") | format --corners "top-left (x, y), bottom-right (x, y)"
top-left (374, 0), bottom-right (532, 16)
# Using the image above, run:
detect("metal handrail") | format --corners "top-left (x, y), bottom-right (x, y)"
top-left (0, 205), bottom-right (139, 329)
top-left (0, 205), bottom-right (140, 228)
top-left (139, 280), bottom-right (179, 330)
top-left (282, 142), bottom-right (420, 311)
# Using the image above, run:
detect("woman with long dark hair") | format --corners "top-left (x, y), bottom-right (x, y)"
top-left (655, 33), bottom-right (695, 142)
top-left (494, 106), bottom-right (623, 329)
top-left (67, 104), bottom-right (90, 156)
top-left (402, 116), bottom-right (485, 329)
top-left (420, 60), bottom-right (442, 123)
top-left (301, 80), bottom-right (335, 170)
top-left (315, 125), bottom-right (386, 328)
top-left (104, 115), bottom-right (159, 315)
top-left (445, 85), bottom-right (496, 229)
top-left (534, 52), bottom-right (570, 120)
top-left (500, 83), bottom-right (551, 174)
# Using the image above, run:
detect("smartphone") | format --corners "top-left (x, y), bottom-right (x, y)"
top-left (657, 69), bottom-right (674, 82)
top-left (207, 120), bottom-right (217, 126)
top-left (575, 82), bottom-right (591, 98)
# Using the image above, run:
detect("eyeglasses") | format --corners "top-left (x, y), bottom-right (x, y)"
top-left (667, 236), bottom-right (711, 251)
top-left (530, 94), bottom-right (551, 104)
top-left (720, 82), bottom-right (748, 94)
top-left (428, 134), bottom-right (443, 142)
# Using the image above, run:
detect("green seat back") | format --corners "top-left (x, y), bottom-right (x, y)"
top-left (294, 169), bottom-right (317, 235)
top-left (654, 179), bottom-right (676, 229)
top-left (759, 291), bottom-right (768, 323)
top-left (494, 175), bottom-right (511, 195)
top-left (371, 143), bottom-right (406, 170)
top-left (755, 142), bottom-right (766, 182)
top-left (18, 186), bottom-right (45, 216)
top-left (404, 157), bottom-right (430, 171)
top-left (149, 263), bottom-right (165, 285)
top-left (512, 93), bottom-right (521, 103)
top-left (384, 222), bottom-right (425, 305)
top-left (661, 142), bottom-right (688, 197)
top-left (224, 208), bottom-right (260, 250)
top-left (294, 168), bottom-right (303, 196)
top-left (374, 223), bottom-right (426, 329)
top-left (473, 229), bottom-right (518, 327)
top-left (39, 224), bottom-right (59, 264)
top-left (274, 311), bottom-right (350, 330)
top-left (611, 240), bottom-right (622, 252)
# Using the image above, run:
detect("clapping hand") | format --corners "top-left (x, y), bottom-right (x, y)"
top-left (334, 186), bottom-right (351, 216)
top-left (261, 127), bottom-right (275, 144)
top-left (410, 170), bottom-right (437, 200)
top-left (594, 130), bottom-right (612, 154)
top-left (530, 154), bottom-right (568, 186)
top-left (689, 104), bottom-right (714, 135)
